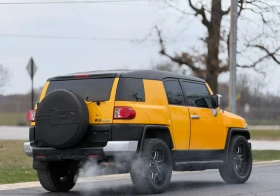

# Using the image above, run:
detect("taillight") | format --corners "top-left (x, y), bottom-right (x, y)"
top-left (88, 154), bottom-right (99, 159)
top-left (26, 110), bottom-right (36, 122)
top-left (36, 155), bottom-right (45, 159)
top-left (114, 107), bottom-right (136, 119)
top-left (75, 74), bottom-right (89, 78)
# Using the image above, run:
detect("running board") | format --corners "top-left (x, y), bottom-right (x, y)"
top-left (173, 160), bottom-right (224, 171)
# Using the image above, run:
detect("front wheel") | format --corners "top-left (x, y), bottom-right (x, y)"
top-left (37, 161), bottom-right (79, 192)
top-left (130, 138), bottom-right (173, 194)
top-left (219, 135), bottom-right (252, 184)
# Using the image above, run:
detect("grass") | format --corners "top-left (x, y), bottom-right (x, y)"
top-left (250, 130), bottom-right (280, 140)
top-left (0, 140), bottom-right (37, 184)
top-left (0, 140), bottom-right (280, 184)
top-left (253, 150), bottom-right (280, 162)
top-left (0, 113), bottom-right (28, 126)
top-left (247, 119), bottom-right (280, 125)
top-left (0, 167), bottom-right (37, 184)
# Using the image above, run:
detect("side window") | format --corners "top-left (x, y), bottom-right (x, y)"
top-left (163, 80), bottom-right (184, 105)
top-left (181, 81), bottom-right (213, 108)
top-left (116, 78), bottom-right (145, 102)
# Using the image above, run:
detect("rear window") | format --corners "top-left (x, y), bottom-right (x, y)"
top-left (116, 78), bottom-right (145, 102)
top-left (46, 78), bottom-right (115, 101)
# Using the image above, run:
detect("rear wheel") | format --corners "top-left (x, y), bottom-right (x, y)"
top-left (219, 135), bottom-right (252, 184)
top-left (130, 138), bottom-right (172, 194)
top-left (37, 161), bottom-right (79, 192)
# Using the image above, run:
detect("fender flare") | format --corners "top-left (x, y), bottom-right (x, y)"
top-left (138, 125), bottom-right (174, 151)
top-left (224, 128), bottom-right (251, 163)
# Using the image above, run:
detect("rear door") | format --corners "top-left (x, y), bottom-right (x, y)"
top-left (45, 77), bottom-right (118, 124)
top-left (163, 79), bottom-right (191, 150)
top-left (180, 80), bottom-right (226, 150)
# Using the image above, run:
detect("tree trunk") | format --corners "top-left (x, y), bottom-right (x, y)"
top-left (206, 73), bottom-right (218, 94)
top-left (205, 0), bottom-right (223, 94)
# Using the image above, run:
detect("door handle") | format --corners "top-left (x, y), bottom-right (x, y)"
top-left (191, 114), bottom-right (200, 119)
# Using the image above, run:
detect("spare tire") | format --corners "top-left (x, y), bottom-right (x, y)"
top-left (35, 89), bottom-right (89, 149)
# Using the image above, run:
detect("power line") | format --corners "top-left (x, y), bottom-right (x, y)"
top-left (0, 33), bottom-right (136, 41)
top-left (0, 33), bottom-right (178, 43)
top-left (0, 0), bottom-right (150, 5)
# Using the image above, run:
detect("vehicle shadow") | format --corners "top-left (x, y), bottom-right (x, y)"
top-left (167, 180), bottom-right (225, 192)
top-left (41, 185), bottom-right (134, 196)
top-left (41, 180), bottom-right (226, 196)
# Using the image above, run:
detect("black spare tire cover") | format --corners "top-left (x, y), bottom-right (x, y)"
top-left (35, 89), bottom-right (89, 149)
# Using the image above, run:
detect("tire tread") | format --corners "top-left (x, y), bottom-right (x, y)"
top-left (130, 138), bottom-right (154, 194)
top-left (130, 138), bottom-right (172, 194)
top-left (38, 169), bottom-right (59, 192)
top-left (219, 135), bottom-right (252, 184)
top-left (37, 165), bottom-right (76, 192)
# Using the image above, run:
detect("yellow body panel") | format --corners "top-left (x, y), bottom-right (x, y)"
top-left (188, 107), bottom-right (226, 150)
top-left (113, 80), bottom-right (170, 125)
top-left (39, 81), bottom-right (50, 102)
top-left (113, 79), bottom-right (174, 146)
top-left (223, 111), bottom-right (246, 129)
top-left (168, 105), bottom-right (191, 150)
top-left (205, 83), bottom-right (213, 95)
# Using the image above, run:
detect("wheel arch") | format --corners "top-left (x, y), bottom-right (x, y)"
top-left (224, 128), bottom-right (251, 163)
top-left (138, 125), bottom-right (174, 150)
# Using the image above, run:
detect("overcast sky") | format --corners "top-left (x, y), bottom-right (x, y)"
top-left (1, 0), bottom-right (280, 95)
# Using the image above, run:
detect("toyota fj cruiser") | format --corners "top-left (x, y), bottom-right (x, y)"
top-left (24, 69), bottom-right (252, 194)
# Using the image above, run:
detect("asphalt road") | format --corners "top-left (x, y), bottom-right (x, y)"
top-left (0, 163), bottom-right (279, 196)
top-left (0, 126), bottom-right (28, 140)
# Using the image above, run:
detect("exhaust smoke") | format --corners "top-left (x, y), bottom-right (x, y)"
top-left (75, 153), bottom-right (145, 195)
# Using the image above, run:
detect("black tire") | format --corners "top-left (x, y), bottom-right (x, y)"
top-left (37, 161), bottom-right (79, 192)
top-left (130, 138), bottom-right (172, 194)
top-left (219, 135), bottom-right (252, 184)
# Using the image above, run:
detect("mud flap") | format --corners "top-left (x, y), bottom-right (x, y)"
top-left (33, 160), bottom-right (49, 170)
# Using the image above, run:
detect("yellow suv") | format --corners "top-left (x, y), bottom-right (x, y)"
top-left (24, 69), bottom-right (252, 194)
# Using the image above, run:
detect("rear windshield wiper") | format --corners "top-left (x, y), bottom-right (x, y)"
top-left (85, 97), bottom-right (106, 106)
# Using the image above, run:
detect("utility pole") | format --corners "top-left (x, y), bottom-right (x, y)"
top-left (229, 0), bottom-right (238, 114)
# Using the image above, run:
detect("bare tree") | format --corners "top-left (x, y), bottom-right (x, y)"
top-left (218, 73), bottom-right (280, 124)
top-left (152, 62), bottom-right (174, 72)
top-left (151, 61), bottom-right (186, 73)
top-left (0, 65), bottom-right (10, 91)
top-left (156, 0), bottom-right (280, 94)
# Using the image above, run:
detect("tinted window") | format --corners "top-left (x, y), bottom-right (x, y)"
top-left (46, 78), bottom-right (114, 101)
top-left (163, 80), bottom-right (184, 105)
top-left (116, 78), bottom-right (145, 102)
top-left (181, 82), bottom-right (212, 108)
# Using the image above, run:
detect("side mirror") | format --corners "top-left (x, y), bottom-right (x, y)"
top-left (212, 94), bottom-right (222, 109)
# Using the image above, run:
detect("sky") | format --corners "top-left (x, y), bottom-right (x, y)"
top-left (0, 0), bottom-right (280, 95)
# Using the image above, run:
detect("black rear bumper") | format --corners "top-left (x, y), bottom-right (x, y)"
top-left (32, 145), bottom-right (106, 162)
top-left (24, 140), bottom-right (139, 162)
